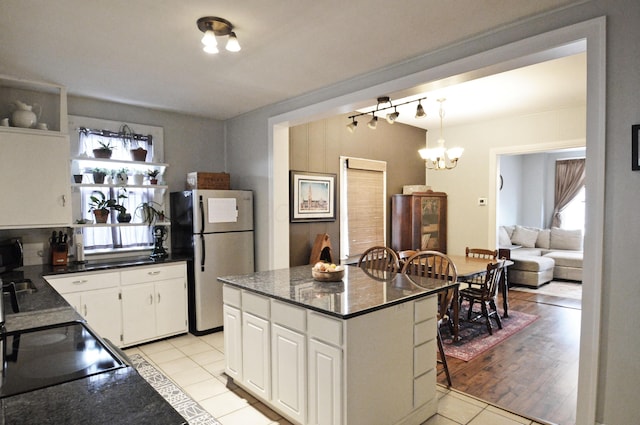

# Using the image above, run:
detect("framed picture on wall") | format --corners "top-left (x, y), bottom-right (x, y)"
top-left (290, 171), bottom-right (336, 222)
top-left (633, 124), bottom-right (640, 170)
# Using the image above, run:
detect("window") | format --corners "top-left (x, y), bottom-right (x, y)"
top-left (559, 186), bottom-right (585, 231)
top-left (339, 157), bottom-right (386, 263)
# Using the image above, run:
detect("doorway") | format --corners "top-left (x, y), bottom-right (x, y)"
top-left (268, 18), bottom-right (605, 425)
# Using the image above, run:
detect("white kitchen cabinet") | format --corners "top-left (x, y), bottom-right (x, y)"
top-left (223, 304), bottom-right (243, 380)
top-left (121, 264), bottom-right (188, 346)
top-left (0, 131), bottom-right (71, 228)
top-left (242, 311), bottom-right (271, 400)
top-left (45, 271), bottom-right (121, 344)
top-left (272, 323), bottom-right (306, 424)
top-left (308, 338), bottom-right (342, 425)
top-left (45, 261), bottom-right (187, 348)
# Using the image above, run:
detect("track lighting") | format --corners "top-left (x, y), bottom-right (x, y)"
top-left (386, 107), bottom-right (400, 124)
top-left (368, 115), bottom-right (378, 129)
top-left (415, 100), bottom-right (426, 118)
top-left (197, 16), bottom-right (241, 54)
top-left (346, 96), bottom-right (427, 132)
top-left (347, 117), bottom-right (358, 133)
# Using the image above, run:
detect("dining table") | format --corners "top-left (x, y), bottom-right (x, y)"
top-left (446, 254), bottom-right (514, 318)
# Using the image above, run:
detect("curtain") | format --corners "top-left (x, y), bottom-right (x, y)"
top-left (551, 158), bottom-right (586, 228)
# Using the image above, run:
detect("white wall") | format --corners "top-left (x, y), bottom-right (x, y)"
top-left (428, 106), bottom-right (585, 254)
top-left (498, 155), bottom-right (523, 226)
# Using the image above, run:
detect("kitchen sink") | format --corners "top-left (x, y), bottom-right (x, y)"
top-left (3, 279), bottom-right (37, 294)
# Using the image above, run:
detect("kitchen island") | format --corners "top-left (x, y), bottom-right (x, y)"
top-left (0, 260), bottom-right (187, 425)
top-left (219, 265), bottom-right (457, 425)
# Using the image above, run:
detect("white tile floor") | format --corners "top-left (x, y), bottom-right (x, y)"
top-left (124, 332), bottom-right (548, 425)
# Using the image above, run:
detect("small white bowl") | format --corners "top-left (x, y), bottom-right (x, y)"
top-left (312, 268), bottom-right (345, 282)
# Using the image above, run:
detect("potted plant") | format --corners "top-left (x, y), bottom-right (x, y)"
top-left (135, 201), bottom-right (167, 226)
top-left (146, 169), bottom-right (160, 185)
top-left (88, 190), bottom-right (117, 223)
top-left (93, 140), bottom-right (113, 159)
top-left (131, 171), bottom-right (144, 185)
top-left (91, 167), bottom-right (109, 184)
top-left (115, 168), bottom-right (129, 185)
top-left (119, 123), bottom-right (148, 162)
top-left (114, 188), bottom-right (131, 223)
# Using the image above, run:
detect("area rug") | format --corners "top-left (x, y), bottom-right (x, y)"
top-left (440, 304), bottom-right (538, 362)
top-left (510, 280), bottom-right (582, 300)
top-left (129, 353), bottom-right (221, 425)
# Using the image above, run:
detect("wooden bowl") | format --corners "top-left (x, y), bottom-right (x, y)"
top-left (312, 268), bottom-right (345, 282)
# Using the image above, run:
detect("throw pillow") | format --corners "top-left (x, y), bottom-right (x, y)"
top-left (510, 225), bottom-right (539, 248)
top-left (536, 229), bottom-right (551, 249)
top-left (498, 227), bottom-right (512, 246)
top-left (550, 227), bottom-right (583, 250)
top-left (503, 225), bottom-right (516, 239)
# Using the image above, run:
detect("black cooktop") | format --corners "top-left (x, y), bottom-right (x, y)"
top-left (0, 321), bottom-right (127, 398)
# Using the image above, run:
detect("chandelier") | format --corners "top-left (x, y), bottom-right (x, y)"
top-left (418, 98), bottom-right (463, 170)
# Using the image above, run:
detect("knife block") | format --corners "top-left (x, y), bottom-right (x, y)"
top-left (51, 247), bottom-right (68, 266)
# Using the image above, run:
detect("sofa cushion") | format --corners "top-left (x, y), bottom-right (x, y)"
top-left (511, 225), bottom-right (539, 248)
top-left (510, 255), bottom-right (555, 272)
top-left (498, 226), bottom-right (511, 246)
top-left (543, 251), bottom-right (583, 268)
top-left (503, 225), bottom-right (515, 239)
top-left (550, 227), bottom-right (583, 250)
top-left (536, 229), bottom-right (551, 249)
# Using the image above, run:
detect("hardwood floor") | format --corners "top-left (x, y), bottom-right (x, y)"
top-left (437, 287), bottom-right (582, 425)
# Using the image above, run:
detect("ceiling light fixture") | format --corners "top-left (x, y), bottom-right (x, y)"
top-left (346, 96), bottom-right (426, 132)
top-left (197, 16), bottom-right (241, 54)
top-left (346, 117), bottom-right (358, 133)
top-left (415, 100), bottom-right (426, 118)
top-left (418, 98), bottom-right (463, 170)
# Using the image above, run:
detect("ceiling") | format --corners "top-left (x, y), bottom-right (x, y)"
top-left (0, 1), bottom-right (583, 123)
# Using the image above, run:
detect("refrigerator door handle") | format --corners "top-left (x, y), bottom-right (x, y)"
top-left (200, 233), bottom-right (206, 272)
top-left (198, 195), bottom-right (205, 235)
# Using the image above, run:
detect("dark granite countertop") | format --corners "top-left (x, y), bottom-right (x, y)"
top-left (0, 256), bottom-right (188, 425)
top-left (218, 265), bottom-right (458, 319)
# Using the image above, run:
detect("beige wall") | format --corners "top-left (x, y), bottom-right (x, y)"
top-left (289, 113), bottom-right (426, 266)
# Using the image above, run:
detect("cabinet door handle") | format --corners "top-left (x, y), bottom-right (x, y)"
top-left (61, 195), bottom-right (66, 206)
top-left (73, 279), bottom-right (89, 285)
top-left (157, 293), bottom-right (161, 304)
top-left (149, 294), bottom-right (154, 305)
top-left (148, 271), bottom-right (161, 276)
top-left (83, 304), bottom-right (87, 317)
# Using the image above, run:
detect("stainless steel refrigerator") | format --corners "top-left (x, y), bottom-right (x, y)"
top-left (171, 189), bottom-right (254, 335)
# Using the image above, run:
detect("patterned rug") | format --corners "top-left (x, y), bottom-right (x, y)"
top-left (440, 303), bottom-right (538, 362)
top-left (129, 353), bottom-right (221, 425)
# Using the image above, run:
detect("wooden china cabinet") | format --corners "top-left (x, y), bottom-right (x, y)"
top-left (391, 191), bottom-right (447, 253)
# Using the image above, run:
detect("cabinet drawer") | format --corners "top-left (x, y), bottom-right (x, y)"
top-left (271, 300), bottom-right (306, 333)
top-left (308, 312), bottom-right (342, 347)
top-left (414, 368), bottom-right (436, 407)
top-left (414, 295), bottom-right (437, 323)
top-left (414, 316), bottom-right (436, 345)
top-left (242, 291), bottom-right (270, 319)
top-left (120, 263), bottom-right (185, 285)
top-left (414, 340), bottom-right (436, 377)
top-left (45, 271), bottom-right (120, 294)
top-left (223, 285), bottom-right (242, 308)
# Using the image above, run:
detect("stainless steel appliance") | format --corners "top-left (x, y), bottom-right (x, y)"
top-left (171, 190), bottom-right (254, 335)
top-left (0, 238), bottom-right (23, 274)
top-left (0, 321), bottom-right (127, 398)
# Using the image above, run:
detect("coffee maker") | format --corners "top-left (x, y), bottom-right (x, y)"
top-left (150, 225), bottom-right (168, 260)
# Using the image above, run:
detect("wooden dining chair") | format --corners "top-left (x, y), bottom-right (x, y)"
top-left (400, 250), bottom-right (457, 387)
top-left (357, 246), bottom-right (400, 273)
top-left (459, 260), bottom-right (505, 335)
top-left (460, 247), bottom-right (498, 288)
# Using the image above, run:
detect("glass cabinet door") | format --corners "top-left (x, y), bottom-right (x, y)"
top-left (420, 197), bottom-right (441, 250)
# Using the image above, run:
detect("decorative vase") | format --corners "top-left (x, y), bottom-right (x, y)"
top-left (93, 148), bottom-right (112, 159)
top-left (131, 174), bottom-right (144, 185)
top-left (130, 148), bottom-right (148, 162)
top-left (93, 209), bottom-right (109, 224)
top-left (10, 100), bottom-right (41, 128)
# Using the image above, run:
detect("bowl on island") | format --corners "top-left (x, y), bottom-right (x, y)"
top-left (312, 262), bottom-right (345, 282)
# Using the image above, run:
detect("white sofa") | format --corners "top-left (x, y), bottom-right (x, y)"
top-left (499, 225), bottom-right (583, 287)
